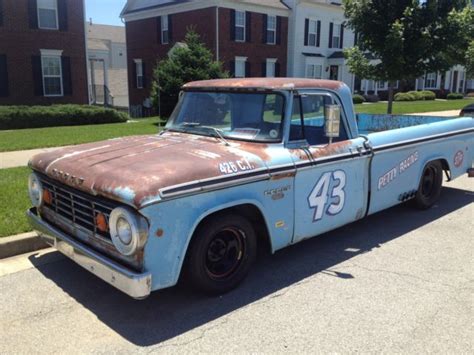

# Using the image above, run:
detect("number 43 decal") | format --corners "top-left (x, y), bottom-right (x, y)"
top-left (308, 170), bottom-right (346, 222)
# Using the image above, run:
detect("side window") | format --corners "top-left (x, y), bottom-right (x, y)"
top-left (290, 94), bottom-right (348, 145)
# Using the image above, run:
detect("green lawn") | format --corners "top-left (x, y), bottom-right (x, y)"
top-left (355, 98), bottom-right (474, 115)
top-left (0, 117), bottom-right (164, 152)
top-left (0, 167), bottom-right (31, 237)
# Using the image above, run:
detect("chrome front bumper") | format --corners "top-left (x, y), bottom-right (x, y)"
top-left (27, 208), bottom-right (151, 299)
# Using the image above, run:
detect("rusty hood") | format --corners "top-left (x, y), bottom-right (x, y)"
top-left (29, 132), bottom-right (273, 208)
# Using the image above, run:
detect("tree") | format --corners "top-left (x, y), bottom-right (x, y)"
top-left (151, 29), bottom-right (228, 118)
top-left (465, 40), bottom-right (474, 78)
top-left (343, 0), bottom-right (474, 114)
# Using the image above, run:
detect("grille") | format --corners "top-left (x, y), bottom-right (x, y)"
top-left (39, 175), bottom-right (115, 240)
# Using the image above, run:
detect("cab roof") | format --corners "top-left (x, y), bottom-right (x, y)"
top-left (183, 78), bottom-right (344, 91)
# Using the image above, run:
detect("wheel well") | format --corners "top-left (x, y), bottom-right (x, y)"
top-left (192, 204), bottom-right (272, 253)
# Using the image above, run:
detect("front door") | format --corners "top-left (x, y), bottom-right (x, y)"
top-left (329, 65), bottom-right (339, 81)
top-left (288, 92), bottom-right (371, 243)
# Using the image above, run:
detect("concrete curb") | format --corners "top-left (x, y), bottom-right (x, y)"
top-left (0, 232), bottom-right (49, 259)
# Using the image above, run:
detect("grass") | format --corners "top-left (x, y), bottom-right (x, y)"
top-left (0, 167), bottom-right (31, 237)
top-left (355, 98), bottom-right (474, 115)
top-left (0, 117), bottom-right (164, 152)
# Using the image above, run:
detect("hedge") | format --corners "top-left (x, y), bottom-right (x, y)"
top-left (447, 93), bottom-right (464, 100)
top-left (419, 90), bottom-right (436, 100)
top-left (353, 94), bottom-right (365, 104)
top-left (394, 90), bottom-right (436, 102)
top-left (0, 105), bottom-right (129, 130)
top-left (407, 91), bottom-right (424, 100)
top-left (394, 92), bottom-right (416, 101)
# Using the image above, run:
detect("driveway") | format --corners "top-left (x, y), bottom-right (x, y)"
top-left (0, 176), bottom-right (472, 353)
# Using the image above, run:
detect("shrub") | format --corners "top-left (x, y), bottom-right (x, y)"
top-left (0, 105), bottom-right (129, 130)
top-left (364, 94), bottom-right (380, 103)
top-left (407, 91), bottom-right (424, 100)
top-left (352, 94), bottom-right (365, 104)
top-left (447, 93), bottom-right (464, 100)
top-left (466, 92), bottom-right (474, 98)
top-left (394, 92), bottom-right (416, 101)
top-left (420, 90), bottom-right (436, 100)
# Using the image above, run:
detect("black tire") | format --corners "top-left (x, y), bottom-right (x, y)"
top-left (185, 214), bottom-right (257, 295)
top-left (414, 161), bottom-right (443, 210)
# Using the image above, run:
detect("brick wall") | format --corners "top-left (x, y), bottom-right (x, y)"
top-left (0, 0), bottom-right (88, 105)
top-left (125, 6), bottom-right (288, 110)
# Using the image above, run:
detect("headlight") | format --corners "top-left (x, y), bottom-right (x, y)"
top-left (28, 173), bottom-right (43, 207)
top-left (110, 207), bottom-right (145, 256)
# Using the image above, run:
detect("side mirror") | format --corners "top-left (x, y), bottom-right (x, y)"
top-left (324, 104), bottom-right (341, 142)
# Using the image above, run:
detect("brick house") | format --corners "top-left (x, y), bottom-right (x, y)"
top-left (121, 0), bottom-right (290, 116)
top-left (0, 0), bottom-right (88, 105)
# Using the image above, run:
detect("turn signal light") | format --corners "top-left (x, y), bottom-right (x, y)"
top-left (95, 212), bottom-right (109, 233)
top-left (43, 189), bottom-right (53, 205)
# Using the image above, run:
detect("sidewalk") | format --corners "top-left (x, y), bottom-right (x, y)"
top-left (0, 147), bottom-right (63, 169)
top-left (407, 110), bottom-right (461, 117)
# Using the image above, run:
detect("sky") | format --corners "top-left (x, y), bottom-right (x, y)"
top-left (85, 0), bottom-right (127, 27)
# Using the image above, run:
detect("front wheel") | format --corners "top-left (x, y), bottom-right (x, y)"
top-left (414, 161), bottom-right (443, 210)
top-left (185, 214), bottom-right (257, 295)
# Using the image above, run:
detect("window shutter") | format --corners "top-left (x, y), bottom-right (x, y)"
top-left (262, 14), bottom-right (267, 44)
top-left (329, 22), bottom-right (333, 48)
top-left (245, 61), bottom-right (251, 77)
top-left (246, 12), bottom-right (251, 42)
top-left (0, 55), bottom-right (8, 97)
top-left (0, 0), bottom-right (4, 27)
top-left (229, 60), bottom-right (235, 77)
top-left (275, 62), bottom-right (281, 77)
top-left (31, 55), bottom-right (43, 96)
top-left (304, 19), bottom-right (309, 46)
top-left (340, 24), bottom-right (344, 48)
top-left (28, 0), bottom-right (38, 29)
top-left (156, 17), bottom-right (162, 44)
top-left (132, 61), bottom-right (137, 88)
top-left (168, 15), bottom-right (173, 42)
top-left (230, 9), bottom-right (235, 41)
top-left (61, 56), bottom-right (72, 95)
top-left (317, 20), bottom-right (321, 47)
top-left (262, 62), bottom-right (266, 77)
top-left (142, 62), bottom-right (146, 88)
top-left (354, 31), bottom-right (358, 46)
top-left (58, 0), bottom-right (68, 31)
top-left (276, 16), bottom-right (282, 45)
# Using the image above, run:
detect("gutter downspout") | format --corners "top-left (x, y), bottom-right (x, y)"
top-left (216, 6), bottom-right (220, 61)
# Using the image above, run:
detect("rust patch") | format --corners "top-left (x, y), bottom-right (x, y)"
top-left (309, 141), bottom-right (352, 158)
top-left (156, 229), bottom-right (164, 238)
top-left (183, 78), bottom-right (344, 91)
top-left (270, 172), bottom-right (296, 181)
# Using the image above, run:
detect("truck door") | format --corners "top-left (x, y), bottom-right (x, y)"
top-left (288, 92), bottom-right (371, 243)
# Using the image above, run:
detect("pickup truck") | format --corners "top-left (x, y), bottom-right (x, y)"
top-left (27, 78), bottom-right (474, 299)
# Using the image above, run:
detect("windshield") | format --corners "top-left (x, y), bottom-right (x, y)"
top-left (166, 91), bottom-right (285, 142)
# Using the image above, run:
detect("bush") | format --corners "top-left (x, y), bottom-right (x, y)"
top-left (352, 94), bottom-right (365, 104)
top-left (447, 93), bottom-right (464, 100)
top-left (466, 92), bottom-right (474, 98)
top-left (0, 105), bottom-right (129, 130)
top-left (420, 90), bottom-right (436, 100)
top-left (407, 91), bottom-right (424, 100)
top-left (364, 94), bottom-right (380, 103)
top-left (394, 92), bottom-right (416, 101)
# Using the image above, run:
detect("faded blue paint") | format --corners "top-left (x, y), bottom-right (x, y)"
top-left (136, 84), bottom-right (473, 292)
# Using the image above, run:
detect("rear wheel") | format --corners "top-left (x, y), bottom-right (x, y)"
top-left (414, 161), bottom-right (443, 210)
top-left (185, 214), bottom-right (257, 295)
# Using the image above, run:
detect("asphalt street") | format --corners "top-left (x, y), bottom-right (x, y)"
top-left (0, 175), bottom-right (473, 354)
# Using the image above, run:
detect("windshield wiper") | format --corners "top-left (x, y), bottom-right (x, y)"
top-left (179, 122), bottom-right (230, 146)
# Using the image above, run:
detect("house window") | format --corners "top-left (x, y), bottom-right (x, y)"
top-left (306, 64), bottom-right (322, 79)
top-left (37, 0), bottom-right (58, 30)
top-left (41, 54), bottom-right (62, 96)
top-left (266, 59), bottom-right (277, 77)
top-left (135, 59), bottom-right (144, 89)
top-left (267, 15), bottom-right (276, 44)
top-left (332, 24), bottom-right (341, 49)
top-left (235, 11), bottom-right (246, 42)
top-left (308, 20), bottom-right (318, 46)
top-left (235, 56), bottom-right (247, 78)
top-left (161, 15), bottom-right (169, 44)
top-left (425, 72), bottom-right (437, 89)
top-left (377, 81), bottom-right (387, 90)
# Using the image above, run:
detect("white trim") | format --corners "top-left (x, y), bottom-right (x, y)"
top-left (235, 56), bottom-right (247, 78)
top-left (37, 0), bottom-right (59, 30)
top-left (41, 54), bottom-right (63, 97)
top-left (266, 58), bottom-right (277, 77)
top-left (161, 15), bottom-right (169, 44)
top-left (266, 15), bottom-right (277, 45)
top-left (121, 0), bottom-right (289, 23)
top-left (40, 49), bottom-right (63, 56)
